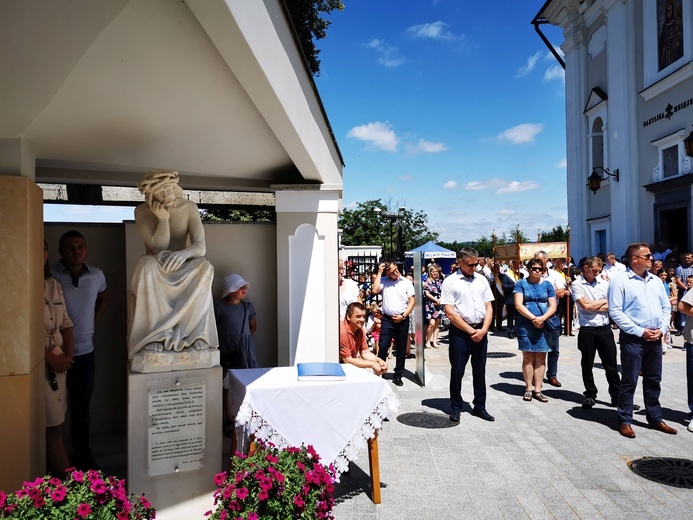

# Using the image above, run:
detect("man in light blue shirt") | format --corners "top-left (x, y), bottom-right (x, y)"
top-left (607, 242), bottom-right (676, 438)
top-left (51, 230), bottom-right (108, 469)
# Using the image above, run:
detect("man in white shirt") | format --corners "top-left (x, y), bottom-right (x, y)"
top-left (338, 260), bottom-right (361, 320)
top-left (441, 247), bottom-right (495, 422)
top-left (372, 262), bottom-right (415, 387)
top-left (534, 250), bottom-right (566, 387)
top-left (570, 257), bottom-right (622, 409)
top-left (601, 253), bottom-right (627, 281)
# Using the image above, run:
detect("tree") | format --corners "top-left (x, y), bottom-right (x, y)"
top-left (285, 0), bottom-right (344, 76)
top-left (540, 224), bottom-right (569, 243)
top-left (199, 208), bottom-right (274, 223)
top-left (338, 199), bottom-right (439, 260)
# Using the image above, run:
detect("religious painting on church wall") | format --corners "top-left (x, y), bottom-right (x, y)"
top-left (658, 0), bottom-right (684, 71)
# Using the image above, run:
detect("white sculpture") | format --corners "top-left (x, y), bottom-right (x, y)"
top-left (128, 169), bottom-right (219, 368)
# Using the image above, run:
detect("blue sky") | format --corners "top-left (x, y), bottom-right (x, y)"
top-left (45, 0), bottom-right (567, 243)
top-left (315, 0), bottom-right (567, 243)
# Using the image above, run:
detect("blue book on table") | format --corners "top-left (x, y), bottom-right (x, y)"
top-left (297, 362), bottom-right (346, 381)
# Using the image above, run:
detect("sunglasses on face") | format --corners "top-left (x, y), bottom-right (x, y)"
top-left (633, 254), bottom-right (654, 260)
top-left (529, 267), bottom-right (543, 272)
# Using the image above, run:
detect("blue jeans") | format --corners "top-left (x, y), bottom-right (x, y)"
top-left (545, 330), bottom-right (561, 378)
top-left (448, 325), bottom-right (488, 412)
top-left (617, 332), bottom-right (663, 425)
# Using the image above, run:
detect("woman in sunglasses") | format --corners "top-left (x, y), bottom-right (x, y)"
top-left (513, 257), bottom-right (558, 402)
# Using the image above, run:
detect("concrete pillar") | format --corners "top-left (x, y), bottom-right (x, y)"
top-left (0, 174), bottom-right (45, 491)
top-left (273, 184), bottom-right (341, 366)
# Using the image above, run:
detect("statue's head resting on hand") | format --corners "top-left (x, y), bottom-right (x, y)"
top-left (138, 169), bottom-right (184, 211)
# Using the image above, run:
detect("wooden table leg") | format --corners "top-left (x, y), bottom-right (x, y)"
top-left (367, 432), bottom-right (381, 504)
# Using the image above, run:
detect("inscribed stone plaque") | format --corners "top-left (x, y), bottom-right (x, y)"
top-left (148, 383), bottom-right (206, 476)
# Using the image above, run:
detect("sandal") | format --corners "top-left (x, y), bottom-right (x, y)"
top-left (523, 391), bottom-right (532, 402)
top-left (532, 391), bottom-right (548, 403)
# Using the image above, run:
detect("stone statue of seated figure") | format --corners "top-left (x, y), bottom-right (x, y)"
top-left (128, 169), bottom-right (219, 367)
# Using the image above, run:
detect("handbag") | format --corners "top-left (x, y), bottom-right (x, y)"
top-left (545, 314), bottom-right (562, 332)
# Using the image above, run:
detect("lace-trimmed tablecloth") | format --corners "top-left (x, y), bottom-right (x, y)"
top-left (225, 364), bottom-right (400, 478)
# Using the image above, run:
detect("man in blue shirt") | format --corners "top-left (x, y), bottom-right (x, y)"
top-left (607, 242), bottom-right (676, 438)
top-left (51, 230), bottom-right (108, 469)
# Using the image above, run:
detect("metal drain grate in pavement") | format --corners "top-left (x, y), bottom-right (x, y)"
top-left (628, 457), bottom-right (693, 489)
top-left (397, 412), bottom-right (458, 429)
top-left (487, 352), bottom-right (516, 358)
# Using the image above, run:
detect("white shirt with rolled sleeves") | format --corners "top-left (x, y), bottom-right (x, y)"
top-left (440, 272), bottom-right (494, 325)
top-left (570, 275), bottom-right (610, 327)
top-left (379, 276), bottom-right (415, 316)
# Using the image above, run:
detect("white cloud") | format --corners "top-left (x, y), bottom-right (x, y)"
top-left (515, 51), bottom-right (542, 78)
top-left (405, 21), bottom-right (462, 42)
top-left (443, 180), bottom-right (458, 189)
top-left (544, 64), bottom-right (565, 82)
top-left (365, 39), bottom-right (404, 68)
top-left (495, 123), bottom-right (544, 144)
top-left (405, 139), bottom-right (448, 155)
top-left (496, 181), bottom-right (540, 194)
top-left (545, 45), bottom-right (565, 60)
top-left (398, 174), bottom-right (414, 182)
top-left (462, 181), bottom-right (487, 191)
top-left (347, 121), bottom-right (399, 152)
top-left (344, 201), bottom-right (359, 210)
top-left (497, 209), bottom-right (516, 215)
top-left (459, 178), bottom-right (541, 194)
top-left (555, 157), bottom-right (567, 168)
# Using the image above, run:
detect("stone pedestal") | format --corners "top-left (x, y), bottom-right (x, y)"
top-left (127, 366), bottom-right (222, 511)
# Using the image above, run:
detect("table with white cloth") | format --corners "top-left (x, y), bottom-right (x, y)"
top-left (225, 363), bottom-right (400, 503)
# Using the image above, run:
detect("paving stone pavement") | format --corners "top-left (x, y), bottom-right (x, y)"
top-left (333, 328), bottom-right (693, 519)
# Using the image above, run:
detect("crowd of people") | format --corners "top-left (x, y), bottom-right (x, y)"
top-left (338, 240), bottom-right (693, 438)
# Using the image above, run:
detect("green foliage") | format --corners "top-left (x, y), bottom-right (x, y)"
top-left (439, 227), bottom-right (531, 258)
top-left (539, 224), bottom-right (569, 243)
top-left (208, 442), bottom-right (335, 519)
top-left (0, 469), bottom-right (155, 519)
top-left (338, 199), bottom-right (439, 260)
top-left (200, 208), bottom-right (274, 223)
top-left (285, 0), bottom-right (345, 76)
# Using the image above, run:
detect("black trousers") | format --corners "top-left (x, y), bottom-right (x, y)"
top-left (66, 351), bottom-right (95, 464)
top-left (577, 325), bottom-right (620, 399)
top-left (377, 315), bottom-right (409, 376)
top-left (448, 324), bottom-right (488, 412)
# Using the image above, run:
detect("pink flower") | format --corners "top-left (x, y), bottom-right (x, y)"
top-left (247, 513), bottom-right (258, 520)
top-left (213, 472), bottom-right (226, 486)
top-left (264, 454), bottom-right (278, 464)
top-left (77, 503), bottom-right (92, 518)
top-left (258, 489), bottom-right (269, 501)
top-left (235, 487), bottom-right (249, 500)
top-left (32, 496), bottom-right (45, 508)
top-left (50, 485), bottom-right (67, 502)
top-left (72, 470), bottom-right (84, 483)
top-left (90, 480), bottom-right (107, 494)
top-left (139, 495), bottom-right (152, 509)
top-left (293, 495), bottom-right (305, 509)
